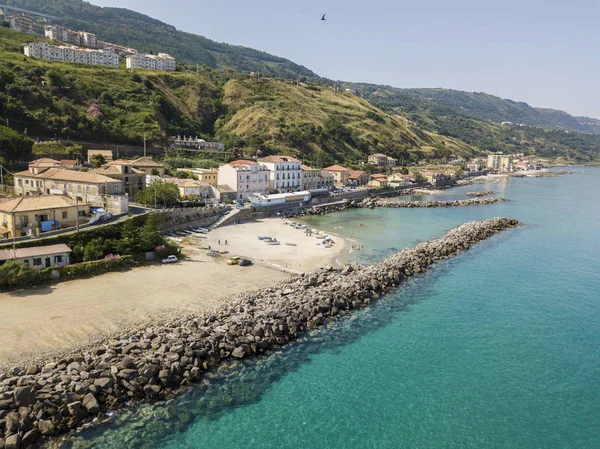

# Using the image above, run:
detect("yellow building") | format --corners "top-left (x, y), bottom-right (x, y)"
top-left (322, 165), bottom-right (350, 187)
top-left (176, 168), bottom-right (218, 186)
top-left (368, 174), bottom-right (389, 188)
top-left (169, 178), bottom-right (211, 201)
top-left (0, 195), bottom-right (91, 239)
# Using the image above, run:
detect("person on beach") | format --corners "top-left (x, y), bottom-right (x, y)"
top-left (218, 239), bottom-right (221, 245)
top-left (225, 240), bottom-right (228, 245)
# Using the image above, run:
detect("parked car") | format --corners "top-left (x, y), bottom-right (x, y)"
top-left (161, 255), bottom-right (178, 264)
top-left (89, 212), bottom-right (113, 225)
top-left (227, 256), bottom-right (241, 265)
top-left (238, 258), bottom-right (252, 266)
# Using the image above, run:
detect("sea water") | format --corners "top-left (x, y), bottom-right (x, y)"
top-left (68, 168), bottom-right (600, 449)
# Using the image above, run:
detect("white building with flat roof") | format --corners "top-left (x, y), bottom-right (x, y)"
top-left (44, 25), bottom-right (97, 48)
top-left (23, 42), bottom-right (119, 67)
top-left (125, 53), bottom-right (176, 71)
top-left (218, 160), bottom-right (270, 201)
top-left (258, 155), bottom-right (303, 193)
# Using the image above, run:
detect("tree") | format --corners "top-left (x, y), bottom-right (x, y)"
top-left (139, 214), bottom-right (163, 251)
top-left (90, 154), bottom-right (106, 168)
top-left (138, 180), bottom-right (180, 208)
top-left (411, 170), bottom-right (427, 183)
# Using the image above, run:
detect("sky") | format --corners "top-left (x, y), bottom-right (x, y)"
top-left (91, 0), bottom-right (600, 118)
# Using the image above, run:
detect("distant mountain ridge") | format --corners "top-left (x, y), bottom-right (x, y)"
top-left (345, 84), bottom-right (600, 135)
top-left (5, 0), bottom-right (318, 79)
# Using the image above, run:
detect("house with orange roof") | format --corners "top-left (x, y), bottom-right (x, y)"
top-left (322, 165), bottom-right (350, 187)
top-left (348, 170), bottom-right (370, 187)
top-left (368, 174), bottom-right (389, 188)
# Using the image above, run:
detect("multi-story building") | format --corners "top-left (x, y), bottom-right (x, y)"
top-left (7, 15), bottom-right (36, 35)
top-left (44, 25), bottom-right (97, 48)
top-left (0, 195), bottom-right (91, 239)
top-left (368, 153), bottom-right (397, 167)
top-left (301, 165), bottom-right (335, 191)
top-left (258, 155), bottom-right (303, 193)
top-left (92, 161), bottom-right (146, 201)
top-left (218, 160), bottom-right (270, 201)
top-left (487, 153), bottom-right (513, 172)
top-left (348, 170), bottom-right (370, 186)
top-left (323, 165), bottom-right (351, 187)
top-left (125, 53), bottom-right (176, 71)
top-left (13, 167), bottom-right (126, 214)
top-left (23, 42), bottom-right (119, 67)
top-left (176, 168), bottom-right (218, 186)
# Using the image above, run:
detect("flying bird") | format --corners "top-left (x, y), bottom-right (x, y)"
top-left (321, 13), bottom-right (327, 21)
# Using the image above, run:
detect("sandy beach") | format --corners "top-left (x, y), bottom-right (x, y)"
top-left (0, 218), bottom-right (347, 366)
top-left (205, 217), bottom-right (348, 273)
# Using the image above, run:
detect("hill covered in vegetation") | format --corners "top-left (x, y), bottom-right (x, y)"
top-left (0, 27), bottom-right (480, 165)
top-left (346, 83), bottom-right (600, 162)
top-left (4, 0), bottom-right (317, 79)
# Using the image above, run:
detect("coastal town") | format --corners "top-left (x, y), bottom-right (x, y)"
top-left (0, 5), bottom-right (593, 449)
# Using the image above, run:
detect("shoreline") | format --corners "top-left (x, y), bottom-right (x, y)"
top-left (0, 219), bottom-right (521, 449)
top-left (0, 218), bottom-right (349, 369)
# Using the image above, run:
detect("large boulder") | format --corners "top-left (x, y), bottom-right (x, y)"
top-left (13, 386), bottom-right (34, 407)
top-left (82, 393), bottom-right (99, 414)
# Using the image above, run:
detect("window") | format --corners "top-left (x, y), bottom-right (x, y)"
top-left (62, 211), bottom-right (68, 219)
top-left (33, 258), bottom-right (42, 266)
top-left (54, 255), bottom-right (63, 263)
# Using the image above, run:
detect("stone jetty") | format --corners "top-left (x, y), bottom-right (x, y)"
top-left (465, 191), bottom-right (496, 197)
top-left (0, 218), bottom-right (520, 448)
top-left (292, 196), bottom-right (508, 217)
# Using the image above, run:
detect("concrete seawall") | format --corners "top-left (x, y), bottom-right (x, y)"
top-left (0, 218), bottom-right (521, 448)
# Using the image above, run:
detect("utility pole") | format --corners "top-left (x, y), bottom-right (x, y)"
top-left (0, 165), bottom-right (3, 191)
top-left (75, 195), bottom-right (80, 232)
top-left (154, 183), bottom-right (157, 209)
top-left (143, 134), bottom-right (147, 157)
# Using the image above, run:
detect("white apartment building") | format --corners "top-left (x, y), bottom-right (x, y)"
top-left (258, 155), bottom-right (303, 193)
top-left (44, 25), bottom-right (97, 48)
top-left (125, 53), bottom-right (176, 71)
top-left (7, 15), bottom-right (36, 35)
top-left (218, 160), bottom-right (270, 201)
top-left (23, 42), bottom-right (119, 67)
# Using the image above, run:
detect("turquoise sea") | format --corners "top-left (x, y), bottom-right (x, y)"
top-left (69, 168), bottom-right (600, 449)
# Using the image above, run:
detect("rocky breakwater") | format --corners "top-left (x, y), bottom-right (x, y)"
top-left (465, 191), bottom-right (496, 197)
top-left (0, 218), bottom-right (520, 449)
top-left (360, 196), bottom-right (507, 208)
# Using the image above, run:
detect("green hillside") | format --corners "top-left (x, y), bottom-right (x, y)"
top-left (351, 85), bottom-right (600, 134)
top-left (216, 79), bottom-right (479, 166)
top-left (0, 27), bottom-right (480, 165)
top-left (347, 83), bottom-right (600, 162)
top-left (4, 0), bottom-right (317, 79)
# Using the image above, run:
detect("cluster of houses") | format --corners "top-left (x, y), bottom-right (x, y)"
top-left (485, 153), bottom-right (542, 173)
top-left (16, 21), bottom-right (176, 70)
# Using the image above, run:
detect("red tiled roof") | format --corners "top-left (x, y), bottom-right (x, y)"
top-left (323, 165), bottom-right (349, 172)
top-left (348, 170), bottom-right (367, 179)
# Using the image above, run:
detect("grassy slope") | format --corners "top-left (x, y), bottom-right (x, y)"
top-left (218, 79), bottom-right (479, 166)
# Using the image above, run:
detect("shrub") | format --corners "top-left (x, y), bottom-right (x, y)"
top-left (0, 261), bottom-right (39, 288)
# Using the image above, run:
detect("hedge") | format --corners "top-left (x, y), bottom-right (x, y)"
top-left (38, 255), bottom-right (138, 282)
